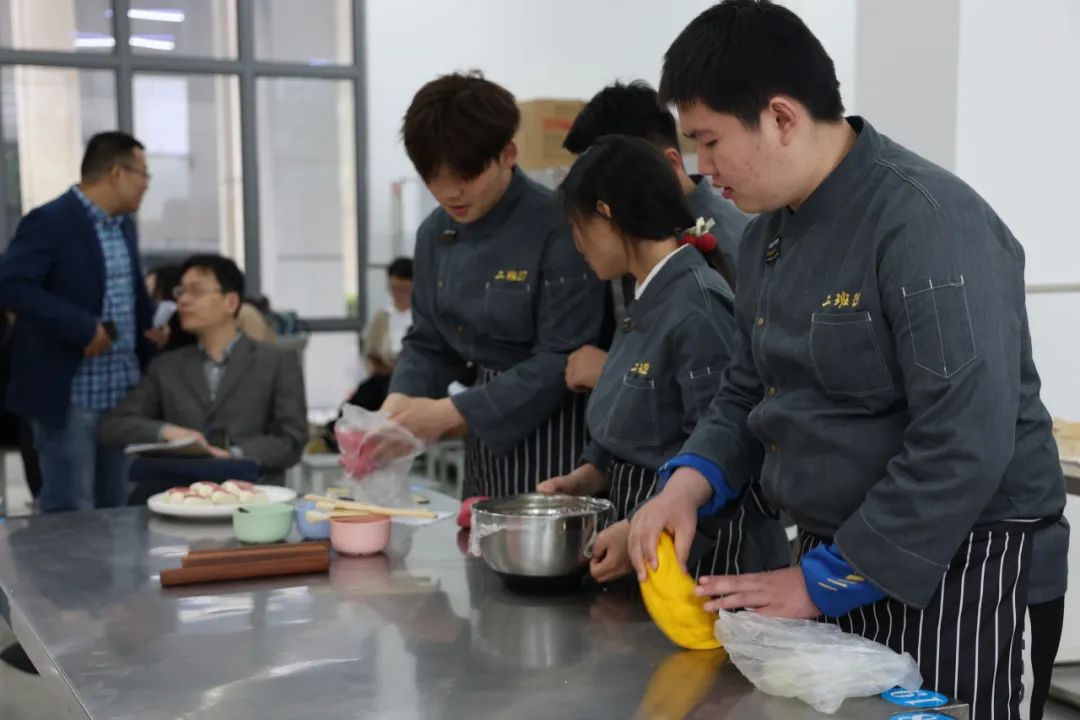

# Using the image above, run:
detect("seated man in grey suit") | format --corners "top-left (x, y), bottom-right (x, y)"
top-left (101, 255), bottom-right (307, 483)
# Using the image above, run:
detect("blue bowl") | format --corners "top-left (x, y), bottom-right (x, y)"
top-left (294, 500), bottom-right (331, 540)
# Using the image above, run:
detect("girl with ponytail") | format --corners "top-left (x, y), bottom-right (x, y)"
top-left (538, 135), bottom-right (788, 583)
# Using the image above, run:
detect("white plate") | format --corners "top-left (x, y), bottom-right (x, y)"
top-left (147, 485), bottom-right (298, 519)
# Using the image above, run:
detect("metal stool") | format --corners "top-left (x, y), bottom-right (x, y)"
top-left (299, 453), bottom-right (345, 495)
top-left (423, 439), bottom-right (466, 498)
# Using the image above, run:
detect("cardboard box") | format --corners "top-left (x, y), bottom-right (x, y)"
top-left (515, 99), bottom-right (586, 171)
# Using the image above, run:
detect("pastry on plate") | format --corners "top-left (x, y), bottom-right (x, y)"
top-left (164, 487), bottom-right (190, 505)
top-left (222, 480), bottom-right (256, 494)
top-left (211, 489), bottom-right (240, 505)
top-left (189, 481), bottom-right (222, 498)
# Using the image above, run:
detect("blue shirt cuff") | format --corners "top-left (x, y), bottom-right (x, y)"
top-left (800, 544), bottom-right (888, 618)
top-left (658, 453), bottom-right (738, 517)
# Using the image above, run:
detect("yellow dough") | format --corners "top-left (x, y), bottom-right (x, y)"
top-left (640, 533), bottom-right (722, 650)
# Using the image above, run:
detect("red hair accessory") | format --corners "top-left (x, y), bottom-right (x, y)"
top-left (680, 217), bottom-right (718, 254)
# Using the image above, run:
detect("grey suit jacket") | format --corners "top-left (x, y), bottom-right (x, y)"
top-left (100, 336), bottom-right (308, 476)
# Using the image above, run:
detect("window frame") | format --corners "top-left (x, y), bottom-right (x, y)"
top-left (0, 0), bottom-right (369, 330)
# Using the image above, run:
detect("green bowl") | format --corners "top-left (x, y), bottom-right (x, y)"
top-left (232, 503), bottom-right (294, 544)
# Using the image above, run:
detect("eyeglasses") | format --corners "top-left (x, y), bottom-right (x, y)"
top-left (121, 165), bottom-right (153, 181)
top-left (172, 285), bottom-right (224, 300)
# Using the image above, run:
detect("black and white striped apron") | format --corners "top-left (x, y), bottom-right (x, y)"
top-left (608, 460), bottom-right (659, 522)
top-left (463, 367), bottom-right (588, 498)
top-left (798, 525), bottom-right (1033, 720)
top-left (609, 459), bottom-right (745, 580)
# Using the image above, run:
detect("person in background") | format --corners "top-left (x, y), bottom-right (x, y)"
top-left (235, 295), bottom-right (278, 343)
top-left (0, 311), bottom-right (42, 503)
top-left (348, 257), bottom-right (414, 411)
top-left (149, 262), bottom-right (276, 347)
top-left (144, 264), bottom-right (177, 302)
top-left (383, 72), bottom-right (606, 498)
top-left (100, 255), bottom-right (308, 485)
top-left (146, 263), bottom-right (196, 353)
top-left (627, 3), bottom-right (1067, 718)
top-left (560, 81), bottom-right (753, 394)
top-left (146, 265), bottom-right (174, 298)
top-left (536, 135), bottom-right (787, 583)
top-left (0, 131), bottom-right (163, 513)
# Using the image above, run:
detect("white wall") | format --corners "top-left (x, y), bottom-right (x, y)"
top-left (953, 0), bottom-right (1080, 419)
top-left (956, 0), bottom-right (1080, 286)
top-left (855, 0), bottom-right (961, 170)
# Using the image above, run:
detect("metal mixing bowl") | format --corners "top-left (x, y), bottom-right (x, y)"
top-left (471, 494), bottom-right (615, 579)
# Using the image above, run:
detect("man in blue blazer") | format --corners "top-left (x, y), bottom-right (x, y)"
top-left (0, 131), bottom-right (163, 513)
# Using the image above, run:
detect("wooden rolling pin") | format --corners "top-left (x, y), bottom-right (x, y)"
top-left (181, 541), bottom-right (329, 568)
top-left (303, 494), bottom-right (438, 519)
top-left (161, 553), bottom-right (330, 587)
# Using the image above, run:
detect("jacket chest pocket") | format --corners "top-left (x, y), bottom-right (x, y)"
top-left (604, 374), bottom-right (661, 446)
top-left (808, 311), bottom-right (894, 397)
top-left (484, 281), bottom-right (534, 342)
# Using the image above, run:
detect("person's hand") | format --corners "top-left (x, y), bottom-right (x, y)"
top-left (537, 463), bottom-right (608, 496)
top-left (341, 424), bottom-right (417, 474)
top-left (388, 397), bottom-right (463, 445)
top-left (696, 567), bottom-right (822, 619)
top-left (144, 326), bottom-right (171, 349)
top-left (84, 323), bottom-right (113, 358)
top-left (160, 426), bottom-right (230, 459)
top-left (628, 466), bottom-right (713, 581)
top-left (565, 345), bottom-right (608, 393)
top-left (380, 392), bottom-right (410, 417)
top-left (590, 520), bottom-right (633, 583)
top-left (160, 424), bottom-right (208, 446)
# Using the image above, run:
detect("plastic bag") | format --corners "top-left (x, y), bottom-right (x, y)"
top-left (334, 405), bottom-right (425, 508)
top-left (714, 610), bottom-right (923, 715)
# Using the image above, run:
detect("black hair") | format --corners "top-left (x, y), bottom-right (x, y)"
top-left (148, 263), bottom-right (183, 303)
top-left (150, 263), bottom-right (197, 351)
top-left (387, 257), bottom-right (414, 280)
top-left (558, 135), bottom-right (734, 287)
top-left (180, 254), bottom-right (245, 315)
top-left (402, 71), bottom-right (520, 182)
top-left (659, 0), bottom-right (844, 127)
top-left (81, 131), bottom-right (145, 181)
top-left (563, 81), bottom-right (681, 154)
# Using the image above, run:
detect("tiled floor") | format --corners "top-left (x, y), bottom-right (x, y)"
top-left (3, 465), bottom-right (1080, 719)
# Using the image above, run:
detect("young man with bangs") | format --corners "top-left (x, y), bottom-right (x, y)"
top-left (381, 71), bottom-right (606, 499)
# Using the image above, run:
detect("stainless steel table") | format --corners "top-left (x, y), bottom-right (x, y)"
top-left (0, 492), bottom-right (968, 719)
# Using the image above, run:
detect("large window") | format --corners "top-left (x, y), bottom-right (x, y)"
top-left (257, 77), bottom-right (357, 318)
top-left (134, 73), bottom-right (243, 262)
top-left (0, 0), bottom-right (367, 416)
top-left (254, 0), bottom-right (352, 65)
top-left (1, 66), bottom-right (117, 223)
top-left (0, 0), bottom-right (113, 54)
top-left (128, 1), bottom-right (237, 59)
